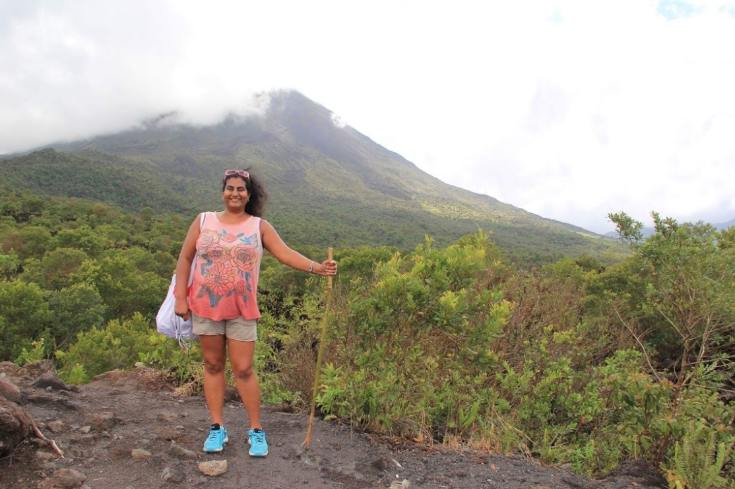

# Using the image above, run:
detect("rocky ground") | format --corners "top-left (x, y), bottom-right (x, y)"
top-left (0, 361), bottom-right (669, 489)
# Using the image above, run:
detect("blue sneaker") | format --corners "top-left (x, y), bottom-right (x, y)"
top-left (248, 428), bottom-right (268, 457)
top-left (203, 424), bottom-right (228, 452)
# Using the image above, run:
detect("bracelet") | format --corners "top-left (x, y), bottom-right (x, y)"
top-left (309, 261), bottom-right (314, 273)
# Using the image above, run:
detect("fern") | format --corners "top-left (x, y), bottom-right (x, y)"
top-left (665, 423), bottom-right (732, 489)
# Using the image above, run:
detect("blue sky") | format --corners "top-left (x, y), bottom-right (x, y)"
top-left (658, 0), bottom-right (697, 18)
top-left (1, 0), bottom-right (734, 233)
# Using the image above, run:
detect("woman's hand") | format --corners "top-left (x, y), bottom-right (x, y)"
top-left (314, 259), bottom-right (337, 276)
top-left (174, 297), bottom-right (190, 321)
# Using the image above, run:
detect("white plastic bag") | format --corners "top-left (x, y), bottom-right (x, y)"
top-left (156, 212), bottom-right (205, 344)
top-left (156, 274), bottom-right (199, 342)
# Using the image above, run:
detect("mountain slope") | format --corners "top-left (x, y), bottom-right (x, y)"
top-left (715, 218), bottom-right (735, 230)
top-left (0, 90), bottom-right (624, 262)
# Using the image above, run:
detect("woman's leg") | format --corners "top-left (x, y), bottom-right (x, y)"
top-left (227, 339), bottom-right (261, 429)
top-left (200, 334), bottom-right (227, 425)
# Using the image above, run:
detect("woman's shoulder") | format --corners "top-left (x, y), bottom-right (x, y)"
top-left (198, 211), bottom-right (212, 225)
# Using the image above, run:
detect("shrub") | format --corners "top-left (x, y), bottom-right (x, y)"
top-left (56, 313), bottom-right (152, 383)
top-left (318, 232), bottom-right (513, 437)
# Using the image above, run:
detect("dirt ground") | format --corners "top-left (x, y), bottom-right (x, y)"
top-left (0, 366), bottom-right (669, 489)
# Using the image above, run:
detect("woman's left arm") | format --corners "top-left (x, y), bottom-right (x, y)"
top-left (261, 220), bottom-right (337, 276)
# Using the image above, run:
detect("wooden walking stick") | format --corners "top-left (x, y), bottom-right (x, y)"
top-left (303, 248), bottom-right (333, 447)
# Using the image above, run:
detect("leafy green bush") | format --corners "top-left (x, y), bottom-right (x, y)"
top-left (137, 334), bottom-right (203, 388)
top-left (253, 310), bottom-right (298, 404)
top-left (317, 232), bottom-right (512, 437)
top-left (56, 313), bottom-right (152, 383)
top-left (15, 338), bottom-right (48, 365)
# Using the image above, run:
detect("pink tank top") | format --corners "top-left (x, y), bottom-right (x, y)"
top-left (188, 212), bottom-right (263, 321)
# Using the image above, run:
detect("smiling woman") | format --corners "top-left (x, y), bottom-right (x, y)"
top-left (173, 168), bottom-right (338, 457)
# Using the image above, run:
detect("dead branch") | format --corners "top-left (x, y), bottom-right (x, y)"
top-left (30, 418), bottom-right (64, 458)
top-left (612, 305), bottom-right (662, 382)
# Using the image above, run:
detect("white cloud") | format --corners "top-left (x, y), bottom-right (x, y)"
top-left (1, 0), bottom-right (734, 233)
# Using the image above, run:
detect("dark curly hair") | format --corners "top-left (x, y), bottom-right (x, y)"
top-left (222, 167), bottom-right (269, 217)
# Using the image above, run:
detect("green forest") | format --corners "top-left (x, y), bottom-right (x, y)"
top-left (1, 186), bottom-right (734, 489)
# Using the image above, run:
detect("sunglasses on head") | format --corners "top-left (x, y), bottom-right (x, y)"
top-left (224, 169), bottom-right (250, 179)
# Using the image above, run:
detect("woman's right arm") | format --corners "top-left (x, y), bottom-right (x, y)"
top-left (173, 214), bottom-right (202, 321)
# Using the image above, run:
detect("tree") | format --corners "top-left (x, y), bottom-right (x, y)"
top-left (82, 250), bottom-right (169, 319)
top-left (608, 212), bottom-right (735, 464)
top-left (609, 212), bottom-right (735, 384)
top-left (0, 281), bottom-right (52, 360)
top-left (47, 226), bottom-right (107, 257)
top-left (20, 248), bottom-right (89, 291)
top-left (0, 252), bottom-right (20, 281)
top-left (46, 283), bottom-right (106, 349)
top-left (608, 211), bottom-right (644, 244)
top-left (0, 226), bottom-right (52, 260)
top-left (139, 207), bottom-right (155, 231)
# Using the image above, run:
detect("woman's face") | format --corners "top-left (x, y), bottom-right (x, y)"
top-left (222, 176), bottom-right (249, 211)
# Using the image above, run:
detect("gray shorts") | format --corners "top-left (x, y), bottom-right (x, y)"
top-left (191, 313), bottom-right (258, 342)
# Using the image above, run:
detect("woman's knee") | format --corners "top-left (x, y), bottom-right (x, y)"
top-left (203, 357), bottom-right (226, 375)
top-left (232, 363), bottom-right (254, 380)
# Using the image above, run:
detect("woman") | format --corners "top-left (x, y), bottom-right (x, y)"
top-left (174, 169), bottom-right (337, 456)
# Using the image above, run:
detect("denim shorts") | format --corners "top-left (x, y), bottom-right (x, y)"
top-left (191, 313), bottom-right (258, 342)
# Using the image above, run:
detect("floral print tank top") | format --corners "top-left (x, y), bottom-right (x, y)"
top-left (188, 212), bottom-right (263, 321)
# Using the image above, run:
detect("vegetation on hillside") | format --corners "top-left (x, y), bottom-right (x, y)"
top-left (0, 147), bottom-right (627, 265)
top-left (1, 186), bottom-right (733, 487)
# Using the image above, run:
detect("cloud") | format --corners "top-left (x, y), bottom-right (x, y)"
top-left (0, 0), bottom-right (188, 148)
top-left (330, 112), bottom-right (346, 129)
top-left (413, 1), bottom-right (735, 232)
